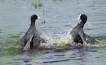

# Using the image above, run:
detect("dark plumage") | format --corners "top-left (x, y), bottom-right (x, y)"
top-left (21, 14), bottom-right (42, 50)
top-left (70, 14), bottom-right (96, 44)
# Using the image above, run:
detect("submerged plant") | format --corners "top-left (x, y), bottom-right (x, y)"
top-left (38, 0), bottom-right (43, 7)
top-left (31, 2), bottom-right (37, 8)
top-left (31, 0), bottom-right (43, 8)
top-left (53, 0), bottom-right (66, 3)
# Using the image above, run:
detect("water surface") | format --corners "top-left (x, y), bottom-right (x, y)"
top-left (0, 0), bottom-right (106, 65)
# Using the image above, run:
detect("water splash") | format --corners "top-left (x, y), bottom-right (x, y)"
top-left (40, 34), bottom-right (73, 49)
top-left (40, 33), bottom-right (106, 49)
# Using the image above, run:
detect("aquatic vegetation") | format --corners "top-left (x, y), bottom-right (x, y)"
top-left (38, 0), bottom-right (43, 7)
top-left (53, 0), bottom-right (66, 3)
top-left (31, 0), bottom-right (43, 8)
top-left (31, 2), bottom-right (37, 8)
top-left (31, 0), bottom-right (66, 8)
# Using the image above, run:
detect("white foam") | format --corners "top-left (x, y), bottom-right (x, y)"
top-left (40, 29), bottom-right (104, 49)
top-left (40, 33), bottom-right (74, 49)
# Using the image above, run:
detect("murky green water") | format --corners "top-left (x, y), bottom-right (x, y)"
top-left (0, 0), bottom-right (106, 65)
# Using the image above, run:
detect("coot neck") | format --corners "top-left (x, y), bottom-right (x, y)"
top-left (80, 20), bottom-right (86, 28)
top-left (30, 19), bottom-right (36, 28)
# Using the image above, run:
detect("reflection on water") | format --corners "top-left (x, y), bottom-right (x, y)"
top-left (0, 0), bottom-right (106, 65)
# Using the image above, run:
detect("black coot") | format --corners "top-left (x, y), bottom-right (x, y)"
top-left (70, 14), bottom-right (96, 45)
top-left (21, 14), bottom-right (42, 50)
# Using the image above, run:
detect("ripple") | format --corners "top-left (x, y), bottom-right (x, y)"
top-left (43, 59), bottom-right (70, 63)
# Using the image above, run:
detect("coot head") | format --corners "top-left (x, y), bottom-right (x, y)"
top-left (30, 14), bottom-right (40, 21)
top-left (77, 14), bottom-right (87, 22)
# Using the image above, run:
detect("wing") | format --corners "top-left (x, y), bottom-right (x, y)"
top-left (78, 28), bottom-right (88, 45)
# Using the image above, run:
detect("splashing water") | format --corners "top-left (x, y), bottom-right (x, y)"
top-left (40, 32), bottom-right (106, 49)
top-left (0, 30), bottom-right (106, 50)
top-left (40, 34), bottom-right (73, 49)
